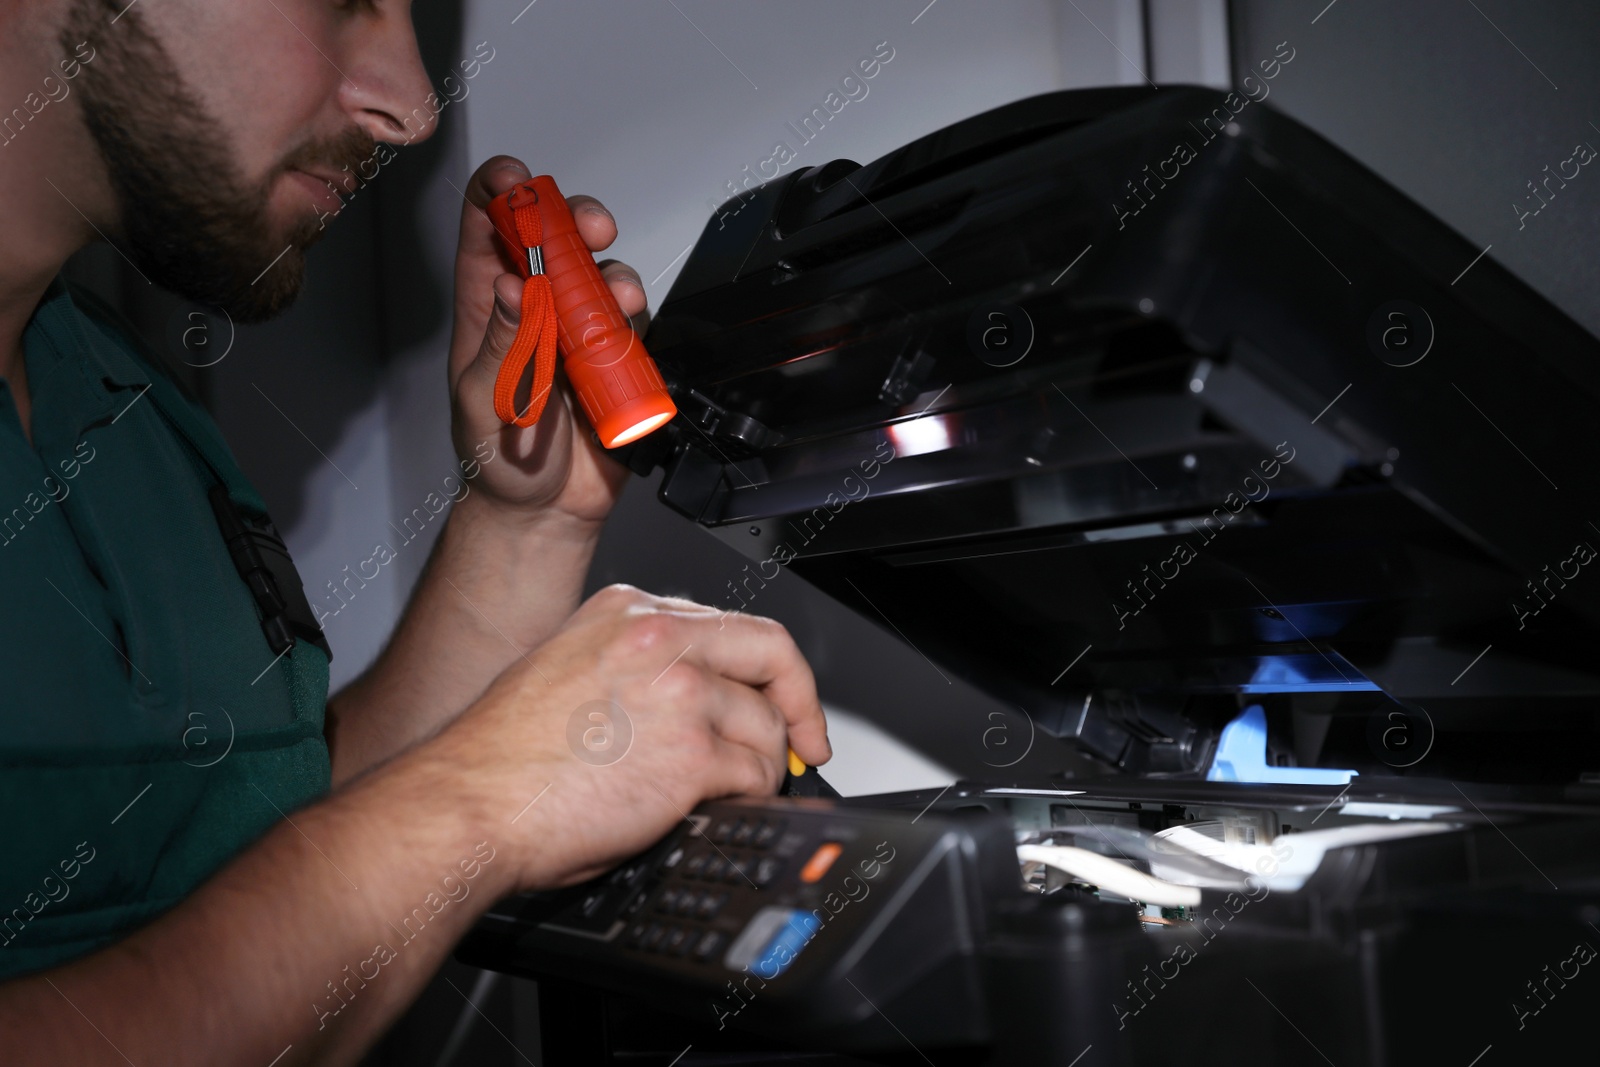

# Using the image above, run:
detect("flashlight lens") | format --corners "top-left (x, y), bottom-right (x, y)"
top-left (606, 409), bottom-right (675, 448)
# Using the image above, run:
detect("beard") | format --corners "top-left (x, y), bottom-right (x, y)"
top-left (62, 0), bottom-right (378, 322)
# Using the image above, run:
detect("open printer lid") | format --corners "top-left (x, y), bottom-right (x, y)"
top-left (626, 86), bottom-right (1600, 786)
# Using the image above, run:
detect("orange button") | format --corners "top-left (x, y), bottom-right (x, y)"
top-left (799, 842), bottom-right (843, 883)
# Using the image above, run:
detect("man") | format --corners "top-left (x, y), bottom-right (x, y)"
top-left (0, 0), bottom-right (831, 1062)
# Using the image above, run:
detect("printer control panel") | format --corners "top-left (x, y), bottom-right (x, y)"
top-left (458, 796), bottom-right (1015, 1047)
top-left (476, 800), bottom-right (916, 980)
top-left (613, 812), bottom-right (863, 973)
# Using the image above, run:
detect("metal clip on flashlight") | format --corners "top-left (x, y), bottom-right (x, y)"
top-left (486, 175), bottom-right (677, 448)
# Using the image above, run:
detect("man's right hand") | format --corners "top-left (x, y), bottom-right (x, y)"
top-left (0, 583), bottom-right (828, 1067)
top-left (422, 584), bottom-right (833, 893)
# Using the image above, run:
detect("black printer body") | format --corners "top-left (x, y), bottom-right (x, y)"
top-left (458, 87), bottom-right (1600, 1065)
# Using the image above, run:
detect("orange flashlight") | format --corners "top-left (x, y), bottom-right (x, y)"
top-left (485, 175), bottom-right (677, 448)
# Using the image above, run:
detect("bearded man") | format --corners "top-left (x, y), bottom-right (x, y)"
top-left (0, 2), bottom-right (830, 1063)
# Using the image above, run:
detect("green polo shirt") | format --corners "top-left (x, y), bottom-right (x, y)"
top-left (0, 277), bottom-right (331, 980)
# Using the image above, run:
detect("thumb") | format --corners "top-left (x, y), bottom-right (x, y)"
top-left (483, 272), bottom-right (526, 371)
top-left (459, 272), bottom-right (528, 411)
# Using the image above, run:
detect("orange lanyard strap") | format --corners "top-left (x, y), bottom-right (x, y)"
top-left (491, 193), bottom-right (559, 427)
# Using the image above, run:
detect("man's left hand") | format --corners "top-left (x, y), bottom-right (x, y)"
top-left (446, 154), bottom-right (649, 526)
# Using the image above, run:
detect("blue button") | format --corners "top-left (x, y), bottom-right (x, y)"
top-left (751, 909), bottom-right (821, 978)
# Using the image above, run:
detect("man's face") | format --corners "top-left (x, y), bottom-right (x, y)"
top-left (63, 0), bottom-right (435, 322)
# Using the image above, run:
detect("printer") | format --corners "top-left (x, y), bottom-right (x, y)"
top-left (458, 86), bottom-right (1600, 1065)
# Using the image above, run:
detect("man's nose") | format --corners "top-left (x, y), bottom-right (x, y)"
top-left (335, 7), bottom-right (439, 147)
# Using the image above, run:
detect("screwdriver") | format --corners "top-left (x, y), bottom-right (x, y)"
top-left (782, 747), bottom-right (839, 798)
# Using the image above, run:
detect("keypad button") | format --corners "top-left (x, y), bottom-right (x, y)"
top-left (663, 925), bottom-right (693, 956)
top-left (702, 855), bottom-right (727, 881)
top-left (753, 857), bottom-right (784, 887)
top-left (693, 930), bottom-right (727, 962)
top-left (675, 890), bottom-right (701, 918)
top-left (579, 890), bottom-right (606, 918)
top-left (731, 821), bottom-right (756, 847)
top-left (799, 842), bottom-right (842, 883)
top-left (642, 923), bottom-right (667, 951)
top-left (623, 884), bottom-right (651, 916)
top-left (724, 856), bottom-right (751, 885)
top-left (711, 819), bottom-right (738, 845)
top-left (661, 846), bottom-right (686, 871)
top-left (752, 820), bottom-right (784, 849)
top-left (696, 892), bottom-right (729, 921)
top-left (626, 921), bottom-right (650, 948)
top-left (656, 887), bottom-right (681, 914)
top-left (683, 853), bottom-right (710, 879)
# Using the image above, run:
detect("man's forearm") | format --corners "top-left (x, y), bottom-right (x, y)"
top-left (326, 489), bottom-right (603, 785)
top-left (0, 743), bottom-right (520, 1066)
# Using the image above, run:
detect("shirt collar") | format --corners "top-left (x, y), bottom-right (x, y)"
top-left (33, 275), bottom-right (154, 391)
top-left (22, 275), bottom-right (153, 457)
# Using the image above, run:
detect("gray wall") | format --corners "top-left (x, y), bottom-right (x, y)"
top-left (1231, 0), bottom-right (1600, 337)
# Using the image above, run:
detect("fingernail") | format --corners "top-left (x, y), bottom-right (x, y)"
top-left (493, 289), bottom-right (519, 321)
top-left (495, 160), bottom-right (531, 177)
top-left (581, 203), bottom-right (614, 220)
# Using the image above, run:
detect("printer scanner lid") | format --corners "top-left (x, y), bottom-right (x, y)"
top-left (631, 86), bottom-right (1600, 785)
